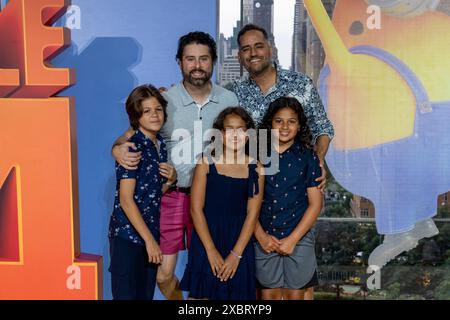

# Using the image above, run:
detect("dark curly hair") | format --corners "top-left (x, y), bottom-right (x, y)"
top-left (259, 97), bottom-right (312, 151)
top-left (176, 31), bottom-right (217, 64)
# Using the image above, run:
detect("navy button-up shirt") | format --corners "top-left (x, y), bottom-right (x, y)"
top-left (232, 64), bottom-right (334, 144)
top-left (260, 142), bottom-right (321, 239)
top-left (109, 129), bottom-right (167, 245)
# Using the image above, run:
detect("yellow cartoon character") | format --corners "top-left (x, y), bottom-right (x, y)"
top-left (304, 0), bottom-right (450, 268)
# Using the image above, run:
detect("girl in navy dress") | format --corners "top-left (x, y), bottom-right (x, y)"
top-left (255, 97), bottom-right (323, 300)
top-left (180, 107), bottom-right (264, 300)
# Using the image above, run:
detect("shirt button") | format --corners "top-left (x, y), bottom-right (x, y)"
top-left (273, 216), bottom-right (276, 219)
top-left (281, 232), bottom-right (284, 236)
top-left (274, 200), bottom-right (277, 203)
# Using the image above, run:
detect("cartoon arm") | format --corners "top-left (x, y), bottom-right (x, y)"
top-left (303, 0), bottom-right (351, 73)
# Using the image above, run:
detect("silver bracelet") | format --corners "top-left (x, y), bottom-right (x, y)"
top-left (230, 250), bottom-right (242, 259)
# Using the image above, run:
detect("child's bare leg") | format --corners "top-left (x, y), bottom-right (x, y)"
top-left (261, 288), bottom-right (283, 300)
top-left (303, 287), bottom-right (314, 300)
top-left (157, 253), bottom-right (183, 300)
top-left (282, 288), bottom-right (305, 300)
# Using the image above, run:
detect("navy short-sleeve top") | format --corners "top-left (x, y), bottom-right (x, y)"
top-left (108, 129), bottom-right (167, 245)
top-left (260, 141), bottom-right (321, 239)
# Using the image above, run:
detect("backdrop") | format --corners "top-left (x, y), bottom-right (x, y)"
top-left (0, 0), bottom-right (216, 300)
top-left (54, 0), bottom-right (217, 300)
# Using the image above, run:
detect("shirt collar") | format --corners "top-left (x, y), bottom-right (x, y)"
top-left (264, 140), bottom-right (303, 169)
top-left (178, 81), bottom-right (219, 107)
top-left (243, 63), bottom-right (286, 94)
top-left (280, 140), bottom-right (303, 157)
top-left (134, 129), bottom-right (164, 147)
top-left (275, 63), bottom-right (291, 82)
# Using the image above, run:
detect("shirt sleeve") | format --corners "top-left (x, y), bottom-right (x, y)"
top-left (305, 149), bottom-right (322, 188)
top-left (230, 91), bottom-right (239, 106)
top-left (231, 80), bottom-right (240, 106)
top-left (231, 81), bottom-right (242, 106)
top-left (115, 147), bottom-right (139, 180)
top-left (303, 76), bottom-right (335, 144)
top-left (116, 163), bottom-right (137, 180)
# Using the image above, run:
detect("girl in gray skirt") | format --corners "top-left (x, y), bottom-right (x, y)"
top-left (255, 97), bottom-right (323, 300)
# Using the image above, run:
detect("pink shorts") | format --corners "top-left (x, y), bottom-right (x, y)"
top-left (159, 190), bottom-right (193, 255)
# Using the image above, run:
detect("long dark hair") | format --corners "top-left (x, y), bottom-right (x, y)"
top-left (213, 106), bottom-right (255, 131)
top-left (259, 96), bottom-right (312, 151)
top-left (211, 107), bottom-right (256, 156)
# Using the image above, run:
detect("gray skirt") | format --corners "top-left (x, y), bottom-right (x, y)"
top-left (254, 229), bottom-right (317, 289)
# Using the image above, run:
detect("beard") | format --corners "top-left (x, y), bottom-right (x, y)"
top-left (245, 57), bottom-right (271, 77)
top-left (183, 69), bottom-right (212, 87)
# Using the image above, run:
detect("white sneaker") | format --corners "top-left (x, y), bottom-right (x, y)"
top-left (368, 218), bottom-right (439, 269)
top-left (411, 218), bottom-right (439, 239)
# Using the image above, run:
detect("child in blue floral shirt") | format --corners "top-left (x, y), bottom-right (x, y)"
top-left (108, 84), bottom-right (177, 300)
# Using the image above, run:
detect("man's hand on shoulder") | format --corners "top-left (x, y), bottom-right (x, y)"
top-left (113, 142), bottom-right (142, 170)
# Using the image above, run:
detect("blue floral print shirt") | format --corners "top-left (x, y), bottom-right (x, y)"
top-left (109, 129), bottom-right (167, 245)
top-left (232, 64), bottom-right (334, 144)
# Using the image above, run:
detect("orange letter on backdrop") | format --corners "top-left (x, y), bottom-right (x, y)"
top-left (0, 0), bottom-right (102, 299)
top-left (0, 69), bottom-right (19, 97)
top-left (0, 0), bottom-right (74, 98)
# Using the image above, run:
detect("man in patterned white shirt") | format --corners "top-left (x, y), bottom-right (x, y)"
top-left (232, 24), bottom-right (334, 193)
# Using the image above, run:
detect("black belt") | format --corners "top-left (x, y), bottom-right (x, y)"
top-left (168, 185), bottom-right (191, 195)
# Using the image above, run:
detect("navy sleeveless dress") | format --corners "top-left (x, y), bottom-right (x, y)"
top-left (180, 162), bottom-right (259, 300)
